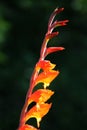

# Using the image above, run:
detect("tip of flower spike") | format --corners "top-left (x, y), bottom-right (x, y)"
top-left (48, 7), bottom-right (65, 28)
top-left (54, 7), bottom-right (64, 15)
top-left (53, 7), bottom-right (64, 17)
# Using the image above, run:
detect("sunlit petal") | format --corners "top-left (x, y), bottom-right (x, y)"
top-left (36, 60), bottom-right (56, 71)
top-left (35, 70), bottom-right (59, 88)
top-left (23, 103), bottom-right (52, 128)
top-left (28, 89), bottom-right (54, 105)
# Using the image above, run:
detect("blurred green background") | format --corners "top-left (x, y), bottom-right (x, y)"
top-left (0, 0), bottom-right (87, 130)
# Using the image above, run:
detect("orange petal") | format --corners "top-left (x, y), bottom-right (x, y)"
top-left (36, 60), bottom-right (56, 71)
top-left (18, 124), bottom-right (38, 130)
top-left (46, 47), bottom-right (65, 56)
top-left (23, 103), bottom-right (52, 128)
top-left (28, 89), bottom-right (54, 105)
top-left (48, 8), bottom-right (64, 28)
top-left (35, 70), bottom-right (59, 88)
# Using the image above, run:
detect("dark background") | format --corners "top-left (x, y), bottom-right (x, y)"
top-left (0, 0), bottom-right (87, 130)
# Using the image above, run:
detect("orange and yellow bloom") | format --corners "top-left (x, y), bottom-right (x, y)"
top-left (18, 8), bottom-right (68, 130)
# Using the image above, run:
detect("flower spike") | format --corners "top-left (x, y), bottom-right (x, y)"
top-left (18, 7), bottom-right (68, 130)
top-left (48, 8), bottom-right (64, 29)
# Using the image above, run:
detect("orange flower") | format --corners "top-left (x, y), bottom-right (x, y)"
top-left (35, 70), bottom-right (59, 88)
top-left (28, 89), bottom-right (54, 105)
top-left (36, 60), bottom-right (56, 71)
top-left (22, 103), bottom-right (52, 128)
